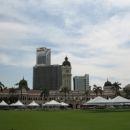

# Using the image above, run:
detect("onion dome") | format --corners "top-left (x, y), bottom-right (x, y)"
top-left (62, 56), bottom-right (71, 67)
top-left (19, 77), bottom-right (28, 90)
top-left (19, 77), bottom-right (27, 86)
top-left (104, 80), bottom-right (112, 86)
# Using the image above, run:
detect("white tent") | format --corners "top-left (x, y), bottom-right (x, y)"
top-left (110, 96), bottom-right (130, 105)
top-left (0, 100), bottom-right (8, 106)
top-left (11, 100), bottom-right (24, 107)
top-left (43, 100), bottom-right (61, 106)
top-left (83, 96), bottom-right (108, 106)
top-left (28, 101), bottom-right (39, 107)
top-left (111, 96), bottom-right (129, 103)
top-left (108, 98), bottom-right (112, 101)
top-left (60, 102), bottom-right (69, 106)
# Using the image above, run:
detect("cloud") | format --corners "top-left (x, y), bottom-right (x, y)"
top-left (0, 53), bottom-right (13, 65)
top-left (0, 51), bottom-right (35, 68)
top-left (0, 0), bottom-right (130, 88)
top-left (106, 0), bottom-right (130, 8)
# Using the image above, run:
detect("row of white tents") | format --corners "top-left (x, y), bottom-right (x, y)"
top-left (1, 96), bottom-right (130, 108)
top-left (83, 96), bottom-right (130, 106)
top-left (0, 100), bottom-right (69, 107)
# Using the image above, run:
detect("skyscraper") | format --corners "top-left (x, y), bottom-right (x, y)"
top-left (33, 65), bottom-right (62, 90)
top-left (73, 74), bottom-right (90, 91)
top-left (33, 48), bottom-right (72, 91)
top-left (36, 47), bottom-right (51, 65)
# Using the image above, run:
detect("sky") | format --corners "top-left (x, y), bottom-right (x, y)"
top-left (0, 0), bottom-right (130, 89)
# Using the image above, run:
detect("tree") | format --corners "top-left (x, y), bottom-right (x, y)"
top-left (93, 85), bottom-right (103, 96)
top-left (9, 87), bottom-right (18, 104)
top-left (84, 90), bottom-right (90, 100)
top-left (15, 77), bottom-right (29, 100)
top-left (0, 82), bottom-right (5, 92)
top-left (112, 82), bottom-right (121, 96)
top-left (40, 88), bottom-right (49, 100)
top-left (60, 87), bottom-right (70, 100)
top-left (123, 84), bottom-right (130, 98)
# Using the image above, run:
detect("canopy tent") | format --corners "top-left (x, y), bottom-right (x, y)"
top-left (60, 102), bottom-right (69, 106)
top-left (10, 100), bottom-right (24, 107)
top-left (0, 100), bottom-right (8, 106)
top-left (111, 96), bottom-right (129, 103)
top-left (28, 101), bottom-right (39, 107)
top-left (83, 96), bottom-right (130, 106)
top-left (43, 100), bottom-right (61, 106)
top-left (83, 96), bottom-right (109, 106)
top-left (124, 102), bottom-right (130, 105)
top-left (110, 96), bottom-right (130, 105)
top-left (108, 98), bottom-right (112, 101)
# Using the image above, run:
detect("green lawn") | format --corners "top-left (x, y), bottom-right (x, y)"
top-left (0, 110), bottom-right (130, 130)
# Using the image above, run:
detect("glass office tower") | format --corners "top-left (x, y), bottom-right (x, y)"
top-left (36, 47), bottom-right (51, 65)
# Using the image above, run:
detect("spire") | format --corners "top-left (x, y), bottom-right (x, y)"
top-left (65, 56), bottom-right (68, 61)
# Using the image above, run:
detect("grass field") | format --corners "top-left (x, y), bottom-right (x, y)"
top-left (0, 110), bottom-right (130, 130)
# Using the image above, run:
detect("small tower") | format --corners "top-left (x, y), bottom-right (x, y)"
top-left (61, 57), bottom-right (72, 90)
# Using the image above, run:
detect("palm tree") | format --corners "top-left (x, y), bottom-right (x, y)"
top-left (112, 82), bottom-right (121, 96)
top-left (60, 87), bottom-right (70, 100)
top-left (93, 85), bottom-right (103, 96)
top-left (15, 77), bottom-right (29, 100)
top-left (40, 88), bottom-right (49, 100)
top-left (84, 90), bottom-right (90, 100)
top-left (0, 82), bottom-right (5, 92)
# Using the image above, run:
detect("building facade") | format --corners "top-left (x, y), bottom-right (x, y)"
top-left (0, 88), bottom-right (119, 108)
top-left (73, 74), bottom-right (90, 91)
top-left (36, 47), bottom-right (51, 65)
top-left (33, 65), bottom-right (62, 90)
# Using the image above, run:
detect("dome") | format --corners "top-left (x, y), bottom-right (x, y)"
top-left (19, 77), bottom-right (28, 88)
top-left (62, 57), bottom-right (71, 67)
top-left (104, 80), bottom-right (112, 86)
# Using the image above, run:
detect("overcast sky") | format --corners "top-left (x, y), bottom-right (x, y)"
top-left (0, 0), bottom-right (130, 89)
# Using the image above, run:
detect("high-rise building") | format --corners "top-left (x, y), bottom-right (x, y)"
top-left (33, 65), bottom-right (62, 90)
top-left (33, 47), bottom-right (72, 91)
top-left (36, 47), bottom-right (51, 65)
top-left (73, 74), bottom-right (90, 91)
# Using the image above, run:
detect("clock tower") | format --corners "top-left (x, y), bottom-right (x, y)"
top-left (61, 57), bottom-right (72, 90)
